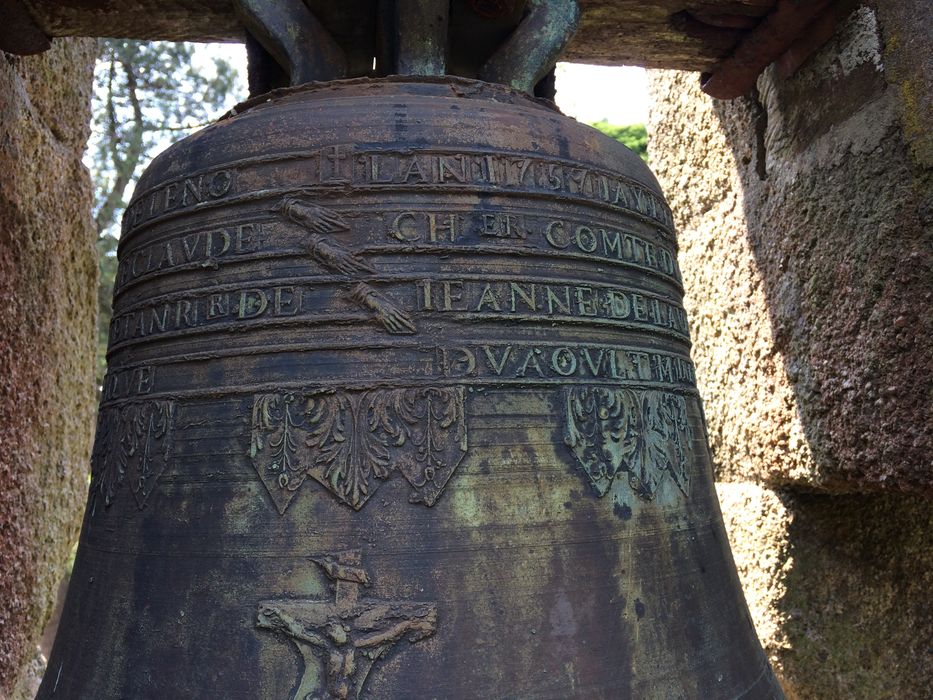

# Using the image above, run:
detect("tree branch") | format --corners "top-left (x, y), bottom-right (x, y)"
top-left (94, 44), bottom-right (147, 235)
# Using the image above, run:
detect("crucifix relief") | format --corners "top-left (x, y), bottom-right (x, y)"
top-left (257, 550), bottom-right (438, 700)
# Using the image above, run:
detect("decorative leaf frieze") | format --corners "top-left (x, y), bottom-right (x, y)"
top-left (250, 387), bottom-right (467, 512)
top-left (91, 400), bottom-right (175, 512)
top-left (563, 387), bottom-right (691, 500)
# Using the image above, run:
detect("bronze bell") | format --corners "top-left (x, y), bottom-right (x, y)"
top-left (39, 2), bottom-right (783, 698)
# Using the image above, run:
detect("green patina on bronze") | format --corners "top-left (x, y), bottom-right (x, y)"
top-left (39, 3), bottom-right (782, 698)
top-left (39, 74), bottom-right (782, 700)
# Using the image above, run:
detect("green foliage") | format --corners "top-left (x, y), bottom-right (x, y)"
top-left (589, 121), bottom-right (649, 162)
top-left (87, 40), bottom-right (242, 386)
top-left (89, 40), bottom-right (240, 236)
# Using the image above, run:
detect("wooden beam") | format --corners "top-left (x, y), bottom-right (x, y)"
top-left (1, 0), bottom-right (51, 55)
top-left (700, 0), bottom-right (834, 98)
top-left (11, 0), bottom-right (781, 72)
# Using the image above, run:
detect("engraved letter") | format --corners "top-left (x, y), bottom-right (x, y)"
top-left (475, 284), bottom-right (502, 312)
top-left (575, 286), bottom-right (597, 316)
top-left (574, 225), bottom-right (598, 253)
top-left (428, 213), bottom-right (457, 242)
top-left (418, 279), bottom-right (434, 310)
top-left (503, 214), bottom-right (524, 239)
top-left (155, 242), bottom-right (175, 270)
top-left (482, 214), bottom-right (498, 238)
top-left (509, 283), bottom-right (537, 312)
top-left (136, 366), bottom-right (155, 394)
top-left (606, 290), bottom-right (631, 319)
top-left (391, 212), bottom-right (420, 242)
top-left (442, 280), bottom-right (464, 311)
top-left (653, 355), bottom-right (674, 384)
top-left (481, 345), bottom-right (512, 375)
top-left (601, 229), bottom-right (622, 259)
top-left (551, 347), bottom-right (578, 376)
top-left (182, 177), bottom-right (202, 206)
top-left (644, 242), bottom-right (658, 269)
top-left (176, 299), bottom-right (197, 327)
top-left (438, 155), bottom-right (466, 183)
top-left (208, 229), bottom-right (231, 257)
top-left (628, 351), bottom-right (652, 381)
top-left (181, 233), bottom-right (202, 262)
top-left (581, 348), bottom-right (616, 377)
top-left (238, 289), bottom-right (269, 319)
top-left (148, 305), bottom-right (169, 333)
top-left (631, 294), bottom-right (648, 321)
top-left (368, 154), bottom-right (394, 182)
top-left (209, 293), bottom-right (229, 319)
top-left (163, 182), bottom-right (180, 211)
top-left (515, 348), bottom-right (545, 378)
top-left (545, 220), bottom-right (570, 249)
top-left (236, 223), bottom-right (261, 253)
top-left (438, 346), bottom-right (476, 377)
top-left (545, 285), bottom-right (571, 315)
top-left (401, 157), bottom-right (428, 183)
top-left (209, 170), bottom-right (233, 198)
top-left (274, 286), bottom-right (299, 316)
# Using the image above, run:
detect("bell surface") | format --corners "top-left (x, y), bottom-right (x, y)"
top-left (40, 77), bottom-right (782, 699)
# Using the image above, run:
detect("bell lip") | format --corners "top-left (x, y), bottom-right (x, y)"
top-left (221, 74), bottom-right (562, 122)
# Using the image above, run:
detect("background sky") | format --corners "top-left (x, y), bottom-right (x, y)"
top-left (554, 63), bottom-right (650, 125)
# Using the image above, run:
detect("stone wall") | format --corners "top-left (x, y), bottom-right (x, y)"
top-left (0, 39), bottom-right (97, 699)
top-left (717, 484), bottom-right (932, 699)
top-left (648, 4), bottom-right (931, 697)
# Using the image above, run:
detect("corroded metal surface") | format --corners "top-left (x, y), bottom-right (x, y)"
top-left (234, 0), bottom-right (348, 84)
top-left (39, 78), bottom-right (782, 698)
top-left (480, 0), bottom-right (580, 92)
top-left (237, 0), bottom-right (574, 96)
top-left (395, 0), bottom-right (450, 76)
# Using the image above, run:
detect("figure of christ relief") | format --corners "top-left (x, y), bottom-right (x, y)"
top-left (277, 196), bottom-right (416, 334)
top-left (257, 551), bottom-right (437, 700)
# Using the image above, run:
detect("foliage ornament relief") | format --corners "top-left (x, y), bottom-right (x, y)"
top-left (563, 387), bottom-right (691, 500)
top-left (90, 400), bottom-right (176, 512)
top-left (250, 387), bottom-right (468, 512)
